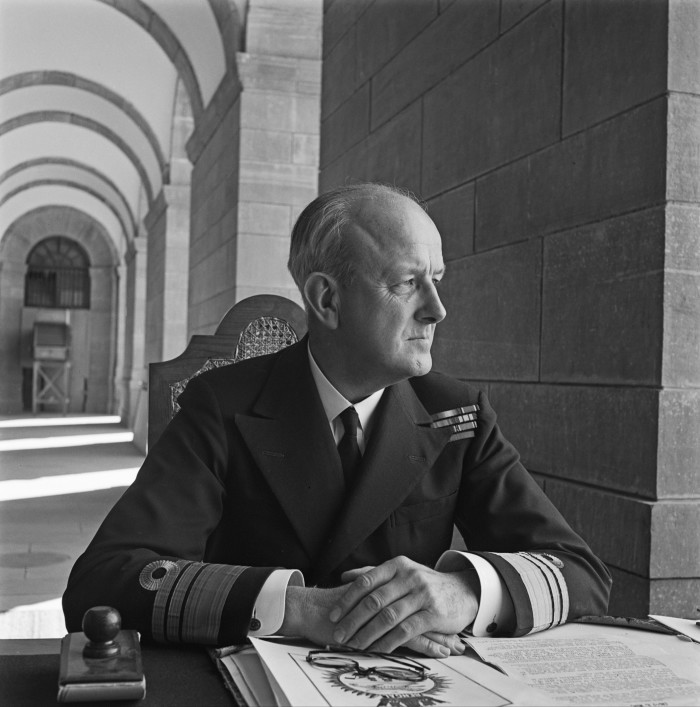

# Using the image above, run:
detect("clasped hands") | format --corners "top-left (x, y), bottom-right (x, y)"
top-left (281, 555), bottom-right (478, 658)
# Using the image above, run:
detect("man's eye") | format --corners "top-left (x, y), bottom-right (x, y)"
top-left (432, 278), bottom-right (442, 287)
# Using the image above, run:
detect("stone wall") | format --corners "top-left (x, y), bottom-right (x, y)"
top-left (186, 82), bottom-right (243, 337)
top-left (320, 0), bottom-right (699, 617)
top-left (186, 0), bottom-right (322, 338)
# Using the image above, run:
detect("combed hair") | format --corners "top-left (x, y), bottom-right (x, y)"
top-left (287, 183), bottom-right (423, 297)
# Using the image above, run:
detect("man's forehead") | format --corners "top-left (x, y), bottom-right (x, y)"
top-left (350, 192), bottom-right (442, 251)
top-left (352, 191), bottom-right (421, 227)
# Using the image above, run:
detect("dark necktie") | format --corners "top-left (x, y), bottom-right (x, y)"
top-left (337, 406), bottom-right (361, 486)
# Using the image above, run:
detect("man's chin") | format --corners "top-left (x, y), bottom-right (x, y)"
top-left (408, 354), bottom-right (433, 378)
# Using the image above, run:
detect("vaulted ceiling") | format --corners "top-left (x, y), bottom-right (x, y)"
top-left (0, 0), bottom-right (245, 257)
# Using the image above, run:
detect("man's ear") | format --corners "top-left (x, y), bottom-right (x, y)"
top-left (303, 272), bottom-right (340, 329)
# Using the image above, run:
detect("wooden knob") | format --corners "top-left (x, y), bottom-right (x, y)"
top-left (82, 606), bottom-right (121, 658)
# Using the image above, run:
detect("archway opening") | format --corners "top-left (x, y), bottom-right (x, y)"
top-left (25, 236), bottom-right (91, 310)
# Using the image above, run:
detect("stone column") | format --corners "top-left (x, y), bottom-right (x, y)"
top-left (113, 263), bottom-right (127, 418)
top-left (86, 265), bottom-right (115, 413)
top-left (235, 6), bottom-right (321, 303)
top-left (652, 0), bottom-right (700, 615)
top-left (0, 260), bottom-right (26, 413)
top-left (144, 185), bottom-right (191, 368)
top-left (185, 0), bottom-right (322, 337)
top-left (121, 238), bottom-right (147, 433)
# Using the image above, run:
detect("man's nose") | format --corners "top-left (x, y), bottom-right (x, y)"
top-left (418, 282), bottom-right (447, 323)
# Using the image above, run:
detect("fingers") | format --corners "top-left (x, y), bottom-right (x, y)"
top-left (328, 557), bottom-right (478, 654)
top-left (329, 559), bottom-right (415, 646)
top-left (340, 566), bottom-right (375, 583)
top-left (401, 632), bottom-right (466, 659)
top-left (422, 631), bottom-right (466, 656)
top-left (329, 560), bottom-right (402, 625)
top-left (339, 594), bottom-right (424, 651)
top-left (360, 609), bottom-right (432, 653)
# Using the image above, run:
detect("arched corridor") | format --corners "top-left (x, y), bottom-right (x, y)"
top-left (0, 0), bottom-right (322, 438)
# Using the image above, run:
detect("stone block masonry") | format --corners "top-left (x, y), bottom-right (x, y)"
top-left (186, 0), bottom-right (322, 334)
top-left (320, 0), bottom-right (700, 619)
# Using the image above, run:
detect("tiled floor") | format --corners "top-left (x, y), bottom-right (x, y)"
top-left (0, 415), bottom-right (144, 637)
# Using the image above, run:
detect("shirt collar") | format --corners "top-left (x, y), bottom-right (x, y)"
top-left (307, 344), bottom-right (384, 432)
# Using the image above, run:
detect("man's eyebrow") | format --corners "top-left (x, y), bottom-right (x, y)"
top-left (382, 260), bottom-right (446, 279)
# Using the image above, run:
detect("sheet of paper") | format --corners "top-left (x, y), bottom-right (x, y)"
top-left (219, 647), bottom-right (279, 707)
top-left (467, 622), bottom-right (700, 706)
top-left (249, 636), bottom-right (554, 707)
top-left (650, 615), bottom-right (700, 643)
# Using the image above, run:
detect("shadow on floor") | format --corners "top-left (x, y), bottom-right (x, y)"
top-left (0, 415), bottom-right (143, 638)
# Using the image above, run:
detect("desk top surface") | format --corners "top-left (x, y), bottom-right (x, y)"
top-left (0, 639), bottom-right (234, 707)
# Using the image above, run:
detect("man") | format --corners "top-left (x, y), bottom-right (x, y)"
top-left (64, 184), bottom-right (611, 658)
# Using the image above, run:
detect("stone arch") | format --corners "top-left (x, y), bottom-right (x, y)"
top-left (0, 72), bottom-right (167, 174)
top-left (207, 0), bottom-right (246, 73)
top-left (0, 158), bottom-right (138, 239)
top-left (0, 206), bottom-right (121, 414)
top-left (0, 205), bottom-right (118, 266)
top-left (98, 0), bottom-right (204, 120)
top-left (0, 180), bottom-right (132, 245)
top-left (0, 112), bottom-right (155, 204)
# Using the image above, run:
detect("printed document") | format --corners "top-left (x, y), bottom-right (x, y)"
top-left (467, 621), bottom-right (700, 706)
top-left (248, 636), bottom-right (554, 706)
top-left (214, 620), bottom-right (699, 706)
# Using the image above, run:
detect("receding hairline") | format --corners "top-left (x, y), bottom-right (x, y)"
top-left (287, 183), bottom-right (430, 294)
top-left (350, 186), bottom-right (426, 227)
top-left (343, 183), bottom-right (424, 219)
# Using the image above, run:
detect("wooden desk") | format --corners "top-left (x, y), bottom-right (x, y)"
top-left (0, 639), bottom-right (234, 706)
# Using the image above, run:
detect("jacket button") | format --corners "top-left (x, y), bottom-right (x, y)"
top-left (249, 618), bottom-right (261, 631)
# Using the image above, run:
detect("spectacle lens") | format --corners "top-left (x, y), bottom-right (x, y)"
top-left (307, 650), bottom-right (426, 682)
top-left (370, 666), bottom-right (425, 682)
top-left (309, 655), bottom-right (358, 669)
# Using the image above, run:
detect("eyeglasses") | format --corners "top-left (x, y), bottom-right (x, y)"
top-left (306, 648), bottom-right (427, 682)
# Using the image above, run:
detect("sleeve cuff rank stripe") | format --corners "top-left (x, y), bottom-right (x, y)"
top-left (493, 552), bottom-right (569, 633)
top-left (428, 405), bottom-right (480, 442)
top-left (151, 560), bottom-right (247, 643)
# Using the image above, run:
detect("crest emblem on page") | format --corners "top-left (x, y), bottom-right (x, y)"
top-left (320, 665), bottom-right (450, 707)
top-left (304, 648), bottom-right (449, 707)
top-left (428, 405), bottom-right (480, 442)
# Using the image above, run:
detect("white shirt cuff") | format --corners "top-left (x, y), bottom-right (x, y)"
top-left (436, 550), bottom-right (515, 637)
top-left (248, 569), bottom-right (304, 636)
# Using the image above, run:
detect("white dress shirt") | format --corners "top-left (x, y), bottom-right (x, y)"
top-left (248, 346), bottom-right (513, 638)
top-left (307, 347), bottom-right (384, 453)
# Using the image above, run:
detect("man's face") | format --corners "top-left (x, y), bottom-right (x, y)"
top-left (335, 194), bottom-right (447, 395)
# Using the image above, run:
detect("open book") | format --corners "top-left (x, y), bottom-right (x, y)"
top-left (212, 617), bottom-right (700, 707)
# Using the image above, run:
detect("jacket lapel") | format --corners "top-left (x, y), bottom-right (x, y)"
top-left (235, 339), bottom-right (346, 564)
top-left (311, 379), bottom-right (452, 581)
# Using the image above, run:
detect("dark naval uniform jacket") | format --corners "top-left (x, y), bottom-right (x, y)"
top-left (63, 338), bottom-right (611, 645)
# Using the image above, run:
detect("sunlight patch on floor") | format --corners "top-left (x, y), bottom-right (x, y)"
top-left (0, 468), bottom-right (139, 501)
top-left (0, 597), bottom-right (65, 639)
top-left (0, 432), bottom-right (134, 452)
top-left (0, 416), bottom-right (122, 428)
